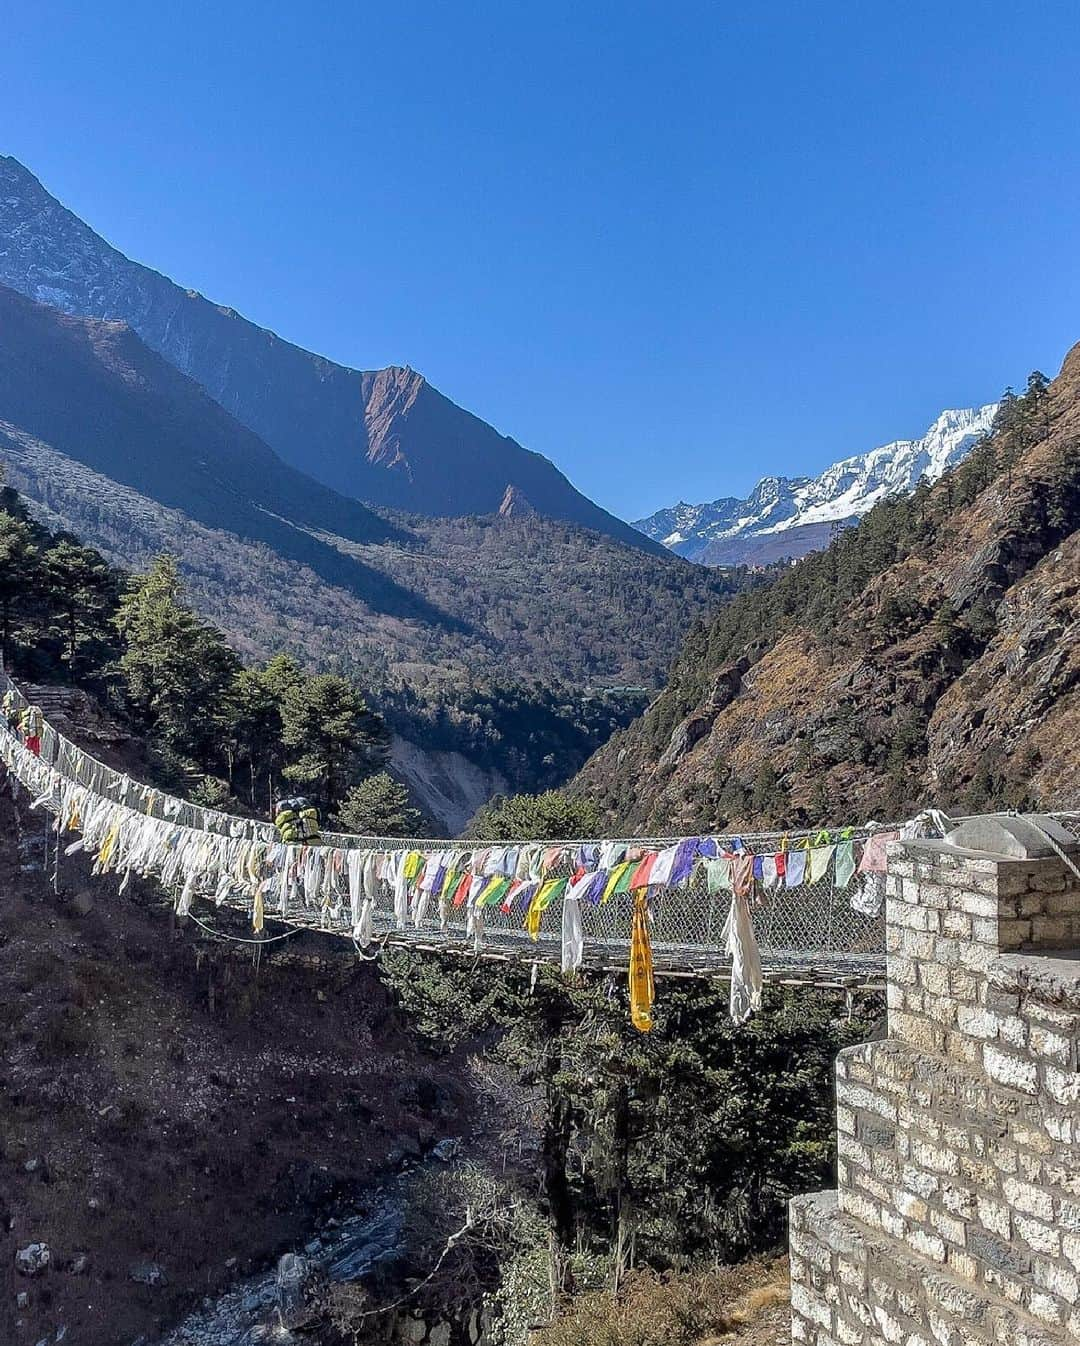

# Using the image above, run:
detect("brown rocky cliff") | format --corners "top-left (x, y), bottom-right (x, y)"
top-left (361, 365), bottom-right (427, 475)
top-left (497, 484), bottom-right (537, 517)
top-left (573, 347), bottom-right (1080, 832)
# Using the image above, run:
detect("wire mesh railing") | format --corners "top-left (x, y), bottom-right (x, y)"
top-left (5, 673), bottom-right (1077, 994)
top-left (0, 674), bottom-right (897, 980)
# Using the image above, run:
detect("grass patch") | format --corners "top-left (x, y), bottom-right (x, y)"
top-left (535, 1259), bottom-right (790, 1346)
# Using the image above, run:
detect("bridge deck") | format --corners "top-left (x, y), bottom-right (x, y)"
top-left (9, 674), bottom-right (1073, 991)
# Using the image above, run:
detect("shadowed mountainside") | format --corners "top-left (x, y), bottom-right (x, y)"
top-left (0, 283), bottom-right (465, 627)
top-left (0, 154), bottom-right (660, 553)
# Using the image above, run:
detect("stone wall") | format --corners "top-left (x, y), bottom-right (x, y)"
top-left (789, 815), bottom-right (1080, 1346)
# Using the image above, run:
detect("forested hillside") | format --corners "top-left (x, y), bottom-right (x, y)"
top-left (0, 285), bottom-right (734, 807)
top-left (574, 361), bottom-right (1080, 830)
top-left (0, 485), bottom-right (420, 821)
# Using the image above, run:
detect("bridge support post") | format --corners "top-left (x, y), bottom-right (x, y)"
top-left (788, 813), bottom-right (1080, 1345)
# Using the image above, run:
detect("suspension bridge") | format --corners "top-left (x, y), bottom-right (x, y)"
top-left (8, 674), bottom-right (1071, 998)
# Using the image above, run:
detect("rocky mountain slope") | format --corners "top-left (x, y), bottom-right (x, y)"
top-left (634, 405), bottom-right (998, 566)
top-left (0, 154), bottom-right (657, 552)
top-left (0, 286), bottom-right (730, 825)
top-left (0, 283), bottom-right (425, 605)
top-left (576, 365), bottom-right (1078, 831)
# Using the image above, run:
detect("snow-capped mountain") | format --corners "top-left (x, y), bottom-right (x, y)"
top-left (633, 404), bottom-right (1000, 566)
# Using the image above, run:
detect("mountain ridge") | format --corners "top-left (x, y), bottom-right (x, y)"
top-left (576, 364), bottom-right (1078, 830)
top-left (0, 283), bottom-right (457, 622)
top-left (634, 404), bottom-right (999, 565)
top-left (0, 286), bottom-right (731, 824)
top-left (0, 154), bottom-right (660, 553)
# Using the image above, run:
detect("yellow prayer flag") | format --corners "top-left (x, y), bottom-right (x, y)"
top-left (629, 891), bottom-right (655, 1033)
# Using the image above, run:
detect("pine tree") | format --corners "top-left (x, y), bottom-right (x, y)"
top-left (227, 666), bottom-right (285, 809)
top-left (279, 672), bottom-right (388, 809)
top-left (259, 652), bottom-right (305, 705)
top-left (113, 555), bottom-right (241, 767)
top-left (336, 771), bottom-right (422, 837)
top-left (224, 652), bottom-right (310, 807)
top-left (42, 538), bottom-right (119, 674)
top-left (1022, 369), bottom-right (1052, 446)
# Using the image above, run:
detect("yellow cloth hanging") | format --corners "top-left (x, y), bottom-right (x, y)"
top-left (602, 860), bottom-right (632, 902)
top-left (525, 877), bottom-right (565, 940)
top-left (806, 829), bottom-right (834, 885)
top-left (98, 818), bottom-right (121, 871)
top-left (525, 885), bottom-right (548, 940)
top-left (248, 845), bottom-right (263, 885)
top-left (629, 891), bottom-right (655, 1033)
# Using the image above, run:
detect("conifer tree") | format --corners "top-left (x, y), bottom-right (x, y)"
top-left (227, 666), bottom-right (287, 809)
top-left (279, 672), bottom-right (388, 809)
top-left (336, 771), bottom-right (422, 837)
top-left (113, 555), bottom-right (241, 767)
top-left (42, 538), bottom-right (119, 674)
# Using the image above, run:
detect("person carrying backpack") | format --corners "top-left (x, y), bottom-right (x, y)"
top-left (273, 795), bottom-right (321, 845)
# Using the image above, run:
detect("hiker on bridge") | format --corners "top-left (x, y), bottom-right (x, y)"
top-left (273, 795), bottom-right (322, 846)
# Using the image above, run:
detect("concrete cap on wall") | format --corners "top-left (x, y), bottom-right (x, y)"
top-left (942, 813), bottom-right (1079, 861)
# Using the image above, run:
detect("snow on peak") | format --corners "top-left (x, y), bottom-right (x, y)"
top-left (633, 403), bottom-right (999, 565)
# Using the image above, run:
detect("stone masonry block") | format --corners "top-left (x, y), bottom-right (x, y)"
top-left (1044, 1066), bottom-right (1080, 1106)
top-left (1001, 1177), bottom-right (1054, 1221)
top-left (982, 1044), bottom-right (1038, 1094)
top-left (956, 1006), bottom-right (999, 1040)
top-left (1014, 1213), bottom-right (1061, 1258)
top-left (944, 1031), bottom-right (982, 1065)
top-left (892, 1012), bottom-right (946, 1053)
top-left (976, 1194), bottom-right (1011, 1239)
top-left (1028, 1290), bottom-right (1064, 1328)
top-left (998, 1015), bottom-right (1029, 1048)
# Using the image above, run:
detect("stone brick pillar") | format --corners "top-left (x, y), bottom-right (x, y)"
top-left (789, 814), bottom-right (1080, 1346)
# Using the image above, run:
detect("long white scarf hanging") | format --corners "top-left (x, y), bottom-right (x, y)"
top-left (466, 892), bottom-right (485, 951)
top-left (721, 888), bottom-right (763, 1023)
top-left (561, 894), bottom-right (584, 973)
top-left (347, 849), bottom-right (365, 929)
top-left (354, 896), bottom-right (374, 946)
top-left (391, 852), bottom-right (409, 930)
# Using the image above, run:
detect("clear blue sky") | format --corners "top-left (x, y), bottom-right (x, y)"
top-left (4, 2), bottom-right (1080, 519)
